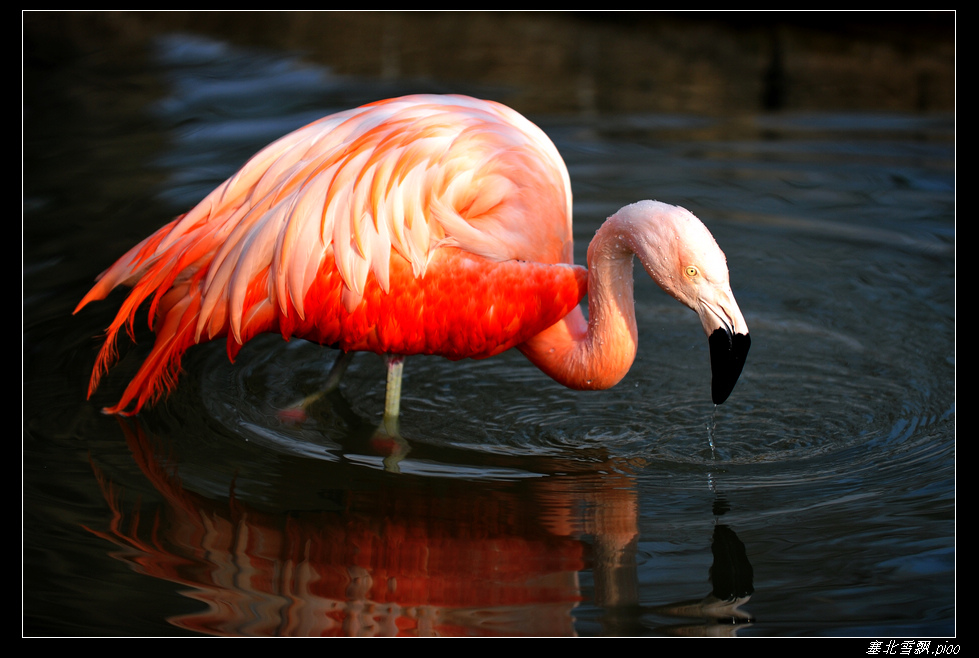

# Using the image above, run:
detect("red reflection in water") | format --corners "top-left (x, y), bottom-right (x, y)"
top-left (87, 420), bottom-right (641, 636)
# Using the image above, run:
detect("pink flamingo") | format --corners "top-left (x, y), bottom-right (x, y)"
top-left (75, 95), bottom-right (750, 427)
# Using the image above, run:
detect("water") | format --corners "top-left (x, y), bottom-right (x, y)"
top-left (24, 21), bottom-right (954, 637)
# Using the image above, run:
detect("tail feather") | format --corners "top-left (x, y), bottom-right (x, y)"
top-left (73, 214), bottom-right (190, 316)
top-left (77, 213), bottom-right (236, 414)
top-left (84, 251), bottom-right (280, 415)
top-left (99, 284), bottom-right (204, 416)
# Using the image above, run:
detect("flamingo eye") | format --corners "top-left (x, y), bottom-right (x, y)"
top-left (684, 265), bottom-right (699, 278)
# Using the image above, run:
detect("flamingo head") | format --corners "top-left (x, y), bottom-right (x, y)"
top-left (621, 201), bottom-right (751, 404)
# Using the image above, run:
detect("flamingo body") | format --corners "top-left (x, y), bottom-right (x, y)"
top-left (76, 94), bottom-right (749, 418)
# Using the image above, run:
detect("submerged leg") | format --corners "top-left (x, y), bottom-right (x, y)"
top-left (323, 350), bottom-right (355, 392)
top-left (278, 350), bottom-right (355, 422)
top-left (301, 349), bottom-right (354, 407)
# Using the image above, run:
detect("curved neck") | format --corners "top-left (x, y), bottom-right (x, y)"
top-left (518, 215), bottom-right (640, 390)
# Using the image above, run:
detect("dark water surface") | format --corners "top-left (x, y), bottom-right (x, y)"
top-left (24, 15), bottom-right (955, 637)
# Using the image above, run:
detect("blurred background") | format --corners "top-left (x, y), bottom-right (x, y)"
top-left (24, 12), bottom-right (954, 638)
top-left (25, 11), bottom-right (954, 116)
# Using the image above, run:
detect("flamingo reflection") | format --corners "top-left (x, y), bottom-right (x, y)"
top-left (87, 418), bottom-right (642, 636)
top-left (87, 417), bottom-right (752, 636)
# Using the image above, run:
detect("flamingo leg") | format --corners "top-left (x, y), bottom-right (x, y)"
top-left (323, 350), bottom-right (355, 391)
top-left (382, 354), bottom-right (405, 434)
top-left (300, 349), bottom-right (355, 407)
top-left (375, 354), bottom-right (411, 472)
top-left (278, 350), bottom-right (355, 422)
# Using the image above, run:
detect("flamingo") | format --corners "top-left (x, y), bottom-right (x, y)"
top-left (75, 94), bottom-right (750, 429)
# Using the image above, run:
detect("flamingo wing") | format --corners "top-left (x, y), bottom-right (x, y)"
top-left (75, 95), bottom-right (585, 414)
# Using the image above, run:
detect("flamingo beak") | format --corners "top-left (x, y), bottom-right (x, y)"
top-left (700, 293), bottom-right (750, 404)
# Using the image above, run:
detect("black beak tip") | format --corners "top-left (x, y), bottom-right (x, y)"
top-left (709, 331), bottom-right (750, 404)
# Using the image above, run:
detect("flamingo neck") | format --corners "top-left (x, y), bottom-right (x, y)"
top-left (518, 214), bottom-right (641, 390)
